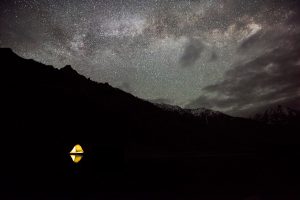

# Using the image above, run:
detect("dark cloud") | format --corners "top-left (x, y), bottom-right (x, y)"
top-left (186, 23), bottom-right (300, 116)
top-left (209, 51), bottom-right (218, 62)
top-left (180, 39), bottom-right (204, 67)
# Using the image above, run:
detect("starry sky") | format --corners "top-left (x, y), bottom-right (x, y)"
top-left (1, 0), bottom-right (300, 116)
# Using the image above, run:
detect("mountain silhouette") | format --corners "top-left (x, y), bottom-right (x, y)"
top-left (1, 48), bottom-right (300, 199)
top-left (1, 47), bottom-right (262, 149)
top-left (253, 105), bottom-right (300, 125)
top-left (156, 103), bottom-right (235, 124)
top-left (2, 47), bottom-right (300, 151)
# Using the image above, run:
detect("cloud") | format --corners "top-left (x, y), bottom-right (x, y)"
top-left (186, 21), bottom-right (300, 116)
top-left (180, 39), bottom-right (204, 67)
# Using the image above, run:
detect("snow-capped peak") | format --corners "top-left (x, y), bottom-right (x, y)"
top-left (155, 104), bottom-right (228, 120)
top-left (254, 105), bottom-right (300, 124)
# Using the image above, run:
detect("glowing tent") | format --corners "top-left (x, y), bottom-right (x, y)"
top-left (70, 144), bottom-right (84, 154)
top-left (69, 144), bottom-right (84, 163)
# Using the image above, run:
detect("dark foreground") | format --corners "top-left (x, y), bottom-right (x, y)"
top-left (3, 147), bottom-right (300, 200)
top-left (1, 48), bottom-right (300, 199)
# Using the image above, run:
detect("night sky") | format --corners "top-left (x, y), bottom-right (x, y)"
top-left (1, 0), bottom-right (299, 116)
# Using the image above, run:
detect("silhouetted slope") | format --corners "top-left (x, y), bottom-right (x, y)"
top-left (2, 47), bottom-right (300, 152)
top-left (1, 48), bottom-right (300, 199)
top-left (1, 48), bottom-right (263, 153)
top-left (2, 47), bottom-right (300, 149)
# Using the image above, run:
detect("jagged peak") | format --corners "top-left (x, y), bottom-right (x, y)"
top-left (262, 105), bottom-right (298, 117)
top-left (60, 65), bottom-right (78, 74)
top-left (156, 103), bottom-right (229, 119)
top-left (253, 104), bottom-right (300, 124)
top-left (188, 107), bottom-right (227, 117)
top-left (60, 65), bottom-right (79, 75)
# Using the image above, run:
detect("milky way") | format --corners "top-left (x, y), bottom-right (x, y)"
top-left (1, 0), bottom-right (300, 116)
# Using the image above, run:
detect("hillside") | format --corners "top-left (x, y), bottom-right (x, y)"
top-left (1, 48), bottom-right (300, 199)
top-left (1, 48), bottom-right (265, 154)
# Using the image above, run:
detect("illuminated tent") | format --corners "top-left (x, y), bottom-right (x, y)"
top-left (70, 144), bottom-right (84, 154)
top-left (69, 144), bottom-right (84, 163)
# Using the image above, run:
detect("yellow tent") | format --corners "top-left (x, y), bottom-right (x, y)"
top-left (70, 144), bottom-right (84, 154)
top-left (69, 144), bottom-right (84, 163)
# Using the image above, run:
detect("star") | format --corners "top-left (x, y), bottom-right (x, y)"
top-left (1, 0), bottom-right (299, 116)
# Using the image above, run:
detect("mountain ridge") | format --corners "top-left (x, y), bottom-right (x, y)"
top-left (2, 48), bottom-right (299, 127)
top-left (1, 47), bottom-right (300, 158)
top-left (155, 103), bottom-right (235, 124)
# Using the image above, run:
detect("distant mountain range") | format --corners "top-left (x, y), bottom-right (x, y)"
top-left (253, 105), bottom-right (300, 125)
top-left (155, 103), bottom-right (239, 125)
top-left (156, 103), bottom-right (300, 125)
